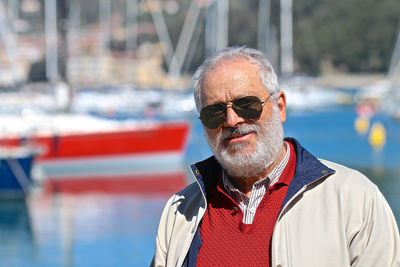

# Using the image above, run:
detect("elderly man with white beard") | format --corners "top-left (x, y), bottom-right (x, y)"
top-left (151, 47), bottom-right (400, 267)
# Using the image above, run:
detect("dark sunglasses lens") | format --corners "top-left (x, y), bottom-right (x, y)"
top-left (233, 96), bottom-right (263, 119)
top-left (200, 104), bottom-right (226, 129)
top-left (200, 96), bottom-right (264, 129)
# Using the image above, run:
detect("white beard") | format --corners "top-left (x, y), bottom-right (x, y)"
top-left (204, 105), bottom-right (284, 178)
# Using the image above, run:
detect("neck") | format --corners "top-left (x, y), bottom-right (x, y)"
top-left (227, 143), bottom-right (287, 197)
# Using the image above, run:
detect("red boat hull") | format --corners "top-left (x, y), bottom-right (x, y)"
top-left (3, 121), bottom-right (190, 160)
top-left (2, 121), bottom-right (191, 194)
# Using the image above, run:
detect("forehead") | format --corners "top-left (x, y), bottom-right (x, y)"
top-left (201, 58), bottom-right (266, 106)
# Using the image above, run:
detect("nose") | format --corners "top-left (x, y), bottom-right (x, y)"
top-left (224, 105), bottom-right (245, 128)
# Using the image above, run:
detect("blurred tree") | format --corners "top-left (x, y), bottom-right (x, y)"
top-left (294, 0), bottom-right (400, 74)
top-left (21, 0), bottom-right (399, 77)
top-left (228, 0), bottom-right (258, 48)
top-left (173, 0), bottom-right (399, 75)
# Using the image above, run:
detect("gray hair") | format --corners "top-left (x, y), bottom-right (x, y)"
top-left (192, 46), bottom-right (280, 112)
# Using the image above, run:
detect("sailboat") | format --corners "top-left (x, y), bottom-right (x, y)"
top-left (0, 0), bottom-right (192, 195)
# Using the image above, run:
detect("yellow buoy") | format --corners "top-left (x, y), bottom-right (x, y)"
top-left (354, 116), bottom-right (370, 134)
top-left (368, 122), bottom-right (386, 150)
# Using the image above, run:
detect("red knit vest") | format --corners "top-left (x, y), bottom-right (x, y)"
top-left (197, 142), bottom-right (296, 266)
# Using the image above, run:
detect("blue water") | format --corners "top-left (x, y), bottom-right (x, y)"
top-left (285, 106), bottom-right (400, 168)
top-left (0, 195), bottom-right (168, 267)
top-left (1, 105), bottom-right (399, 267)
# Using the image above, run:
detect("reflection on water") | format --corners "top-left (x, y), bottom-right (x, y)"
top-left (0, 193), bottom-right (170, 267)
top-left (284, 106), bottom-right (400, 168)
top-left (0, 106), bottom-right (399, 266)
top-left (0, 199), bottom-right (34, 267)
top-left (2, 171), bottom-right (399, 267)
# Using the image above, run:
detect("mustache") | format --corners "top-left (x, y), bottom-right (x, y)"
top-left (219, 123), bottom-right (260, 141)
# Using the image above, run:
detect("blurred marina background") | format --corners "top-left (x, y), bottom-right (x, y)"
top-left (0, 0), bottom-right (399, 266)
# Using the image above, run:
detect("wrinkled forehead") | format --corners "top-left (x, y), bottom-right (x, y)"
top-left (201, 58), bottom-right (266, 106)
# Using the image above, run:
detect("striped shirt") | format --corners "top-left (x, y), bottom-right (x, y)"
top-left (222, 142), bottom-right (290, 224)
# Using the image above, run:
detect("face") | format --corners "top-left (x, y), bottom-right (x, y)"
top-left (201, 58), bottom-right (287, 177)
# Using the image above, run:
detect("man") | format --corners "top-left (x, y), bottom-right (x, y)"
top-left (151, 46), bottom-right (400, 266)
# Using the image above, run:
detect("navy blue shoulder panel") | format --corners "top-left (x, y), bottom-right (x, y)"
top-left (185, 156), bottom-right (220, 266)
top-left (282, 137), bottom-right (335, 208)
top-left (182, 223), bottom-right (202, 267)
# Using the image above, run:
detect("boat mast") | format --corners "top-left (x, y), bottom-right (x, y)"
top-left (257, 0), bottom-right (271, 56)
top-left (125, 0), bottom-right (138, 53)
top-left (7, 0), bottom-right (19, 45)
top-left (0, 1), bottom-right (22, 85)
top-left (205, 0), bottom-right (229, 56)
top-left (58, 0), bottom-right (69, 82)
top-left (216, 0), bottom-right (229, 51)
top-left (125, 0), bottom-right (138, 85)
top-left (388, 22), bottom-right (400, 85)
top-left (45, 0), bottom-right (58, 83)
top-left (68, 0), bottom-right (81, 62)
top-left (99, 0), bottom-right (111, 72)
top-left (205, 0), bottom-right (216, 56)
top-left (280, 0), bottom-right (293, 74)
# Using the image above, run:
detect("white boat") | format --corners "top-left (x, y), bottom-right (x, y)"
top-left (279, 75), bottom-right (350, 111)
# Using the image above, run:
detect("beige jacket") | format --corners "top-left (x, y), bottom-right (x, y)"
top-left (151, 155), bottom-right (400, 267)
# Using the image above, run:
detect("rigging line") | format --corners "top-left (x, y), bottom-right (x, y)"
top-left (169, 0), bottom-right (202, 78)
top-left (147, 0), bottom-right (175, 69)
top-left (6, 158), bottom-right (32, 195)
top-left (388, 21), bottom-right (400, 81)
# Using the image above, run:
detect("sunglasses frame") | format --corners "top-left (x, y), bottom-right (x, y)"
top-left (199, 93), bottom-right (273, 129)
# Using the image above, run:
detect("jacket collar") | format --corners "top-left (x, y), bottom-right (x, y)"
top-left (190, 156), bottom-right (220, 197)
top-left (282, 137), bottom-right (335, 207)
top-left (190, 137), bottom-right (336, 205)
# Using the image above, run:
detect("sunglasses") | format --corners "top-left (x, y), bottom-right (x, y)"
top-left (199, 94), bottom-right (272, 129)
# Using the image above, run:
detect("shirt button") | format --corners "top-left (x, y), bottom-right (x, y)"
top-left (277, 265), bottom-right (282, 267)
top-left (232, 207), bottom-right (239, 214)
top-left (250, 207), bottom-right (256, 213)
